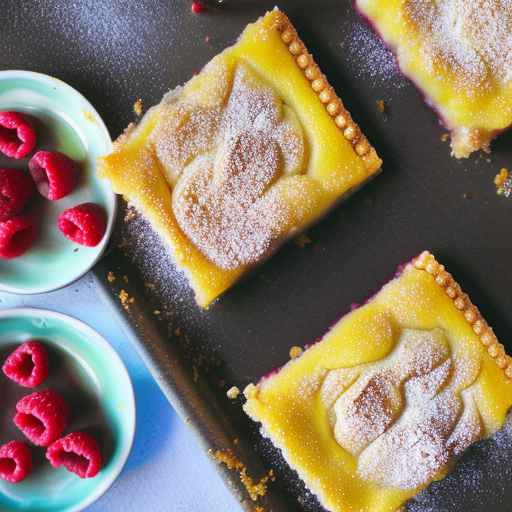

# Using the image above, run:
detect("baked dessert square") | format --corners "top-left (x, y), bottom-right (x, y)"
top-left (98, 8), bottom-right (381, 308)
top-left (355, 0), bottom-right (512, 158)
top-left (244, 251), bottom-right (512, 512)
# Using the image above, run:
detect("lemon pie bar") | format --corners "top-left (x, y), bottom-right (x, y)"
top-left (244, 251), bottom-right (512, 512)
top-left (356, 0), bottom-right (512, 158)
top-left (98, 9), bottom-right (381, 308)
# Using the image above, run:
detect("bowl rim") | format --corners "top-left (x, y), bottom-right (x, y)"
top-left (0, 69), bottom-right (116, 295)
top-left (0, 306), bottom-right (136, 512)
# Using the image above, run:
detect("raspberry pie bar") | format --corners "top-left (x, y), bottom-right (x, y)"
top-left (244, 251), bottom-right (512, 512)
top-left (98, 9), bottom-right (381, 307)
top-left (356, 0), bottom-right (512, 158)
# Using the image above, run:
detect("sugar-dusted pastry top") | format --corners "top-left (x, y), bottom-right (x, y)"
top-left (157, 62), bottom-right (307, 271)
top-left (98, 8), bottom-right (381, 308)
top-left (244, 251), bottom-right (512, 512)
top-left (356, 0), bottom-right (512, 158)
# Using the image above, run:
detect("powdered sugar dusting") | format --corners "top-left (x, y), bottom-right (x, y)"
top-left (323, 328), bottom-right (483, 490)
top-left (408, 410), bottom-right (512, 511)
top-left (154, 62), bottom-right (307, 270)
top-left (345, 22), bottom-right (407, 89)
top-left (405, 0), bottom-right (512, 90)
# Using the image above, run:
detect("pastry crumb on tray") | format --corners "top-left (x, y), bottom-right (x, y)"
top-left (495, 168), bottom-right (511, 197)
top-left (226, 386), bottom-right (240, 400)
top-left (211, 448), bottom-right (275, 502)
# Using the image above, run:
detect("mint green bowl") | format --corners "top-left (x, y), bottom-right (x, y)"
top-left (0, 308), bottom-right (135, 512)
top-left (0, 71), bottom-right (115, 294)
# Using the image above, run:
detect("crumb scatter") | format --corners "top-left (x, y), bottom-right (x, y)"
top-left (227, 386), bottom-right (240, 400)
top-left (289, 346), bottom-right (303, 359)
top-left (212, 449), bottom-right (275, 502)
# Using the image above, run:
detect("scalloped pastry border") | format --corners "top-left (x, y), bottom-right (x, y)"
top-left (271, 11), bottom-right (382, 174)
top-left (413, 251), bottom-right (512, 379)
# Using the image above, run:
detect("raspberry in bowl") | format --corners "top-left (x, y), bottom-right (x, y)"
top-left (0, 308), bottom-right (135, 512)
top-left (0, 70), bottom-right (115, 294)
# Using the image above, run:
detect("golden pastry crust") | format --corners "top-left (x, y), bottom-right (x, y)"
top-left (244, 251), bottom-right (512, 512)
top-left (273, 11), bottom-right (381, 172)
top-left (98, 9), bottom-right (382, 308)
top-left (356, 0), bottom-right (512, 158)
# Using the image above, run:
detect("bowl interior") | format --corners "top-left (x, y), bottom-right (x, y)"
top-left (0, 308), bottom-right (134, 512)
top-left (0, 71), bottom-right (115, 294)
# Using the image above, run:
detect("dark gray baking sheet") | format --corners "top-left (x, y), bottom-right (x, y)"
top-left (3, 1), bottom-right (512, 510)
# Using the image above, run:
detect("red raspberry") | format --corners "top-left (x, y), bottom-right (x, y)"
top-left (0, 214), bottom-right (37, 259)
top-left (58, 202), bottom-right (107, 247)
top-left (2, 340), bottom-right (49, 388)
top-left (0, 168), bottom-right (34, 221)
top-left (14, 389), bottom-right (70, 447)
top-left (0, 441), bottom-right (32, 483)
top-left (46, 432), bottom-right (102, 478)
top-left (0, 112), bottom-right (36, 160)
top-left (28, 151), bottom-right (78, 200)
top-left (191, 1), bottom-right (206, 13)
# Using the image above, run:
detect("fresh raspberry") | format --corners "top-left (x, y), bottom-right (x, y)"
top-left (0, 214), bottom-right (37, 259)
top-left (0, 441), bottom-right (32, 483)
top-left (2, 340), bottom-right (49, 388)
top-left (28, 151), bottom-right (78, 200)
top-left (58, 202), bottom-right (106, 247)
top-left (0, 168), bottom-right (34, 221)
top-left (14, 389), bottom-right (70, 447)
top-left (191, 1), bottom-right (207, 13)
top-left (46, 432), bottom-right (102, 478)
top-left (0, 112), bottom-right (36, 160)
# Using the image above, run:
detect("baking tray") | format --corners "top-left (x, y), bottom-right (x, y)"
top-left (3, 1), bottom-right (512, 510)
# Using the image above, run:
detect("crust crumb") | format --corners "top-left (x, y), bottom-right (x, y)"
top-left (212, 449), bottom-right (275, 501)
top-left (289, 345), bottom-right (303, 359)
top-left (133, 98), bottom-right (143, 116)
top-left (440, 133), bottom-right (449, 142)
top-left (118, 289), bottom-right (135, 310)
top-left (227, 386), bottom-right (240, 400)
top-left (495, 168), bottom-right (511, 196)
top-left (376, 99), bottom-right (385, 113)
top-left (153, 310), bottom-right (161, 316)
top-left (106, 271), bottom-right (116, 283)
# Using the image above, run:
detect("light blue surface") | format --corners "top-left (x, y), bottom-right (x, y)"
top-left (0, 274), bottom-right (240, 512)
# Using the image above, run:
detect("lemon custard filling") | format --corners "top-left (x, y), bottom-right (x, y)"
top-left (244, 251), bottom-right (512, 512)
top-left (98, 9), bottom-right (382, 308)
top-left (356, 0), bottom-right (512, 158)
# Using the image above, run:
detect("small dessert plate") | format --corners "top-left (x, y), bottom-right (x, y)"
top-left (0, 308), bottom-right (135, 512)
top-left (0, 70), bottom-right (116, 294)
